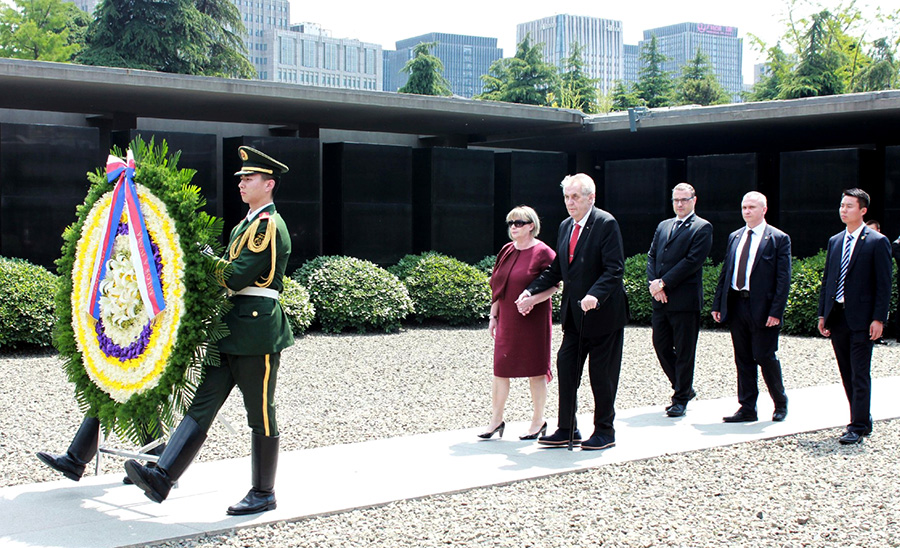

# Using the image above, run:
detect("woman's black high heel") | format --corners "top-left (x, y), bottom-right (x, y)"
top-left (519, 422), bottom-right (547, 440)
top-left (477, 421), bottom-right (505, 439)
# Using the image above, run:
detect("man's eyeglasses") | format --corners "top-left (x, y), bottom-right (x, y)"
top-left (672, 197), bottom-right (694, 204)
top-left (507, 220), bottom-right (533, 227)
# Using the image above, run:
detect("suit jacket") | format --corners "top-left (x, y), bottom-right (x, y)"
top-left (817, 225), bottom-right (892, 332)
top-left (217, 203), bottom-right (294, 355)
top-left (712, 224), bottom-right (792, 325)
top-left (646, 214), bottom-right (713, 312)
top-left (527, 207), bottom-right (628, 337)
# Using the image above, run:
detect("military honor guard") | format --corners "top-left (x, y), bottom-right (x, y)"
top-left (125, 146), bottom-right (294, 514)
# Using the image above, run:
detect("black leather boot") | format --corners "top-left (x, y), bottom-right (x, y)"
top-left (123, 440), bottom-right (166, 485)
top-left (227, 433), bottom-right (279, 515)
top-left (36, 416), bottom-right (100, 481)
top-left (124, 415), bottom-right (206, 503)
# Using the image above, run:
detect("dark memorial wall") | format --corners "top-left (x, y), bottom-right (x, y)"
top-left (884, 146), bottom-right (900, 242)
top-left (687, 153), bottom-right (767, 263)
top-left (604, 158), bottom-right (684, 259)
top-left (412, 148), bottom-right (494, 263)
top-left (494, 151), bottom-right (568, 253)
top-left (0, 123), bottom-right (99, 270)
top-left (780, 148), bottom-right (876, 259)
top-left (114, 130), bottom-right (218, 218)
top-left (225, 137), bottom-right (321, 273)
top-left (323, 142), bottom-right (413, 265)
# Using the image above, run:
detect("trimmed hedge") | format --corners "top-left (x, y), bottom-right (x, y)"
top-left (623, 253), bottom-right (652, 325)
top-left (280, 276), bottom-right (316, 335)
top-left (387, 251), bottom-right (448, 281)
top-left (782, 251), bottom-right (826, 336)
top-left (405, 255), bottom-right (491, 325)
top-left (0, 256), bottom-right (58, 348)
top-left (306, 256), bottom-right (413, 333)
top-left (291, 255), bottom-right (342, 286)
top-left (473, 255), bottom-right (495, 276)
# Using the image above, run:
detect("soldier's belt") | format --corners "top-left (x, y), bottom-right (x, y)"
top-left (233, 287), bottom-right (280, 299)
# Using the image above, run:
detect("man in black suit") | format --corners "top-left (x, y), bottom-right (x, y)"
top-left (817, 188), bottom-right (892, 444)
top-left (712, 191), bottom-right (791, 423)
top-left (518, 173), bottom-right (628, 451)
top-left (646, 182), bottom-right (713, 417)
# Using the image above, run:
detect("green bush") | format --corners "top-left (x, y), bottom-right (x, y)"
top-left (782, 250), bottom-right (827, 336)
top-left (280, 276), bottom-right (315, 335)
top-left (0, 256), bottom-right (58, 348)
top-left (291, 255), bottom-right (342, 286)
top-left (623, 253), bottom-right (652, 325)
top-left (473, 255), bottom-right (495, 276)
top-left (700, 258), bottom-right (722, 329)
top-left (387, 251), bottom-right (448, 280)
top-left (307, 257), bottom-right (413, 333)
top-left (405, 255), bottom-right (491, 325)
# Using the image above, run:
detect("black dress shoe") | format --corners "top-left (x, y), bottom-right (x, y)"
top-left (666, 403), bottom-right (686, 417)
top-left (538, 428), bottom-right (581, 447)
top-left (581, 433), bottom-right (615, 451)
top-left (839, 431), bottom-right (863, 445)
top-left (723, 410), bottom-right (758, 423)
top-left (665, 390), bottom-right (697, 413)
top-left (772, 408), bottom-right (787, 422)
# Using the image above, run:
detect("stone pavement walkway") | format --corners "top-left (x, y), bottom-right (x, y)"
top-left (3, 377), bottom-right (899, 548)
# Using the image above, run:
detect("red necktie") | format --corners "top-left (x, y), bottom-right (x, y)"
top-left (568, 223), bottom-right (581, 263)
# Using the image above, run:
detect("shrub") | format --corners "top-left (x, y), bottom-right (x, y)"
top-left (623, 253), bottom-right (652, 325)
top-left (387, 251), bottom-right (448, 280)
top-left (280, 276), bottom-right (315, 335)
top-left (291, 255), bottom-right (342, 286)
top-left (0, 256), bottom-right (58, 348)
top-left (782, 250), bottom-right (827, 336)
top-left (405, 255), bottom-right (491, 325)
top-left (307, 257), bottom-right (413, 333)
top-left (473, 255), bottom-right (496, 276)
top-left (700, 258), bottom-right (722, 329)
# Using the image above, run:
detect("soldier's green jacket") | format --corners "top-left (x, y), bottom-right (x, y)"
top-left (216, 203), bottom-right (294, 355)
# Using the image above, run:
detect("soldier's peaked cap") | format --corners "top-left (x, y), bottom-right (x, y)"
top-left (235, 146), bottom-right (289, 176)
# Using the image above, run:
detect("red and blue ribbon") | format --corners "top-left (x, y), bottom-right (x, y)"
top-left (86, 151), bottom-right (166, 321)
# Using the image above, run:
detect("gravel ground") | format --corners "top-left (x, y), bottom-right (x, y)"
top-left (3, 324), bottom-right (899, 546)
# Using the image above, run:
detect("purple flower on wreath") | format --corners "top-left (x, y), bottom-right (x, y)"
top-left (95, 318), bottom-right (154, 362)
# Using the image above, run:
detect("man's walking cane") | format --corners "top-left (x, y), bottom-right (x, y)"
top-left (568, 302), bottom-right (589, 451)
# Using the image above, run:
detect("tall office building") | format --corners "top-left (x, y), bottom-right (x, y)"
top-left (622, 44), bottom-right (640, 86)
top-left (516, 14), bottom-right (624, 95)
top-left (640, 22), bottom-right (743, 102)
top-left (233, 0), bottom-right (291, 80)
top-left (383, 33), bottom-right (503, 98)
top-left (267, 23), bottom-right (382, 90)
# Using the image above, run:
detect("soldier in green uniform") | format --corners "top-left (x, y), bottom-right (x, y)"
top-left (125, 146), bottom-right (294, 516)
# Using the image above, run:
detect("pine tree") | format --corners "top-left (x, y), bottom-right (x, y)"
top-left (676, 48), bottom-right (731, 105)
top-left (398, 41), bottom-right (451, 96)
top-left (779, 11), bottom-right (847, 98)
top-left (610, 81), bottom-right (644, 111)
top-left (635, 35), bottom-right (674, 108)
top-left (476, 35), bottom-right (557, 106)
top-left (555, 43), bottom-right (600, 113)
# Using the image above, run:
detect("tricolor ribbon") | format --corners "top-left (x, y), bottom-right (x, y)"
top-left (86, 150), bottom-right (166, 321)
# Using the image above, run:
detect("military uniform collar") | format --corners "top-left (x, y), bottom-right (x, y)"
top-left (246, 202), bottom-right (275, 223)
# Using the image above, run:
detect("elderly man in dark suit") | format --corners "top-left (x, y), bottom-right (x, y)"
top-left (712, 191), bottom-right (791, 423)
top-left (518, 173), bottom-right (628, 451)
top-left (817, 188), bottom-right (892, 444)
top-left (646, 182), bottom-right (713, 417)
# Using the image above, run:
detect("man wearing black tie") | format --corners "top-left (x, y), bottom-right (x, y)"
top-left (817, 188), bottom-right (892, 444)
top-left (712, 192), bottom-right (791, 423)
top-left (518, 173), bottom-right (628, 451)
top-left (646, 182), bottom-right (713, 417)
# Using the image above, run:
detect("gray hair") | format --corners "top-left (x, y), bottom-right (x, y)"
top-left (560, 173), bottom-right (596, 196)
top-left (672, 182), bottom-right (696, 197)
top-left (743, 191), bottom-right (767, 208)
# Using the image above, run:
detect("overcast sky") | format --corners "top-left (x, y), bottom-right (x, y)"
top-left (287, 0), bottom-right (899, 84)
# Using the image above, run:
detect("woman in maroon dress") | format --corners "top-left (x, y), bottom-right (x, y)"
top-left (479, 206), bottom-right (557, 440)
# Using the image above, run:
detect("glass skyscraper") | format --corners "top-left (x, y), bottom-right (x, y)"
top-left (383, 33), bottom-right (502, 98)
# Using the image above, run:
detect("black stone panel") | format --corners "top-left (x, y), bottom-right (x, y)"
top-left (0, 123), bottom-right (100, 270)
top-left (494, 151), bottom-right (568, 253)
top-left (224, 137), bottom-right (321, 273)
top-left (883, 146), bottom-right (900, 243)
top-left (322, 143), bottom-right (413, 265)
top-left (412, 148), bottom-right (494, 263)
top-left (687, 153), bottom-right (767, 263)
top-left (780, 149), bottom-right (876, 258)
top-left (114, 130), bottom-right (218, 218)
top-left (604, 158), bottom-right (684, 258)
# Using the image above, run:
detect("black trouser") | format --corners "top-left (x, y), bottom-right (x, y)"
top-left (556, 309), bottom-right (624, 438)
top-left (728, 292), bottom-right (788, 413)
top-left (187, 353), bottom-right (280, 437)
top-left (651, 308), bottom-right (700, 404)
top-left (828, 306), bottom-right (874, 435)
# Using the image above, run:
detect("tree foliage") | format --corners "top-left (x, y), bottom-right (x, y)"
top-left (398, 41), bottom-right (451, 96)
top-left (551, 43), bottom-right (600, 113)
top-left (78, 0), bottom-right (253, 78)
top-left (610, 80), bottom-right (644, 111)
top-left (635, 35), bottom-right (674, 108)
top-left (476, 35), bottom-right (557, 106)
top-left (677, 48), bottom-right (731, 105)
top-left (0, 0), bottom-right (87, 61)
top-left (779, 10), bottom-right (847, 98)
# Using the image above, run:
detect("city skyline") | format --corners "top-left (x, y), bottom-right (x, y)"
top-left (286, 0), bottom-right (895, 84)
